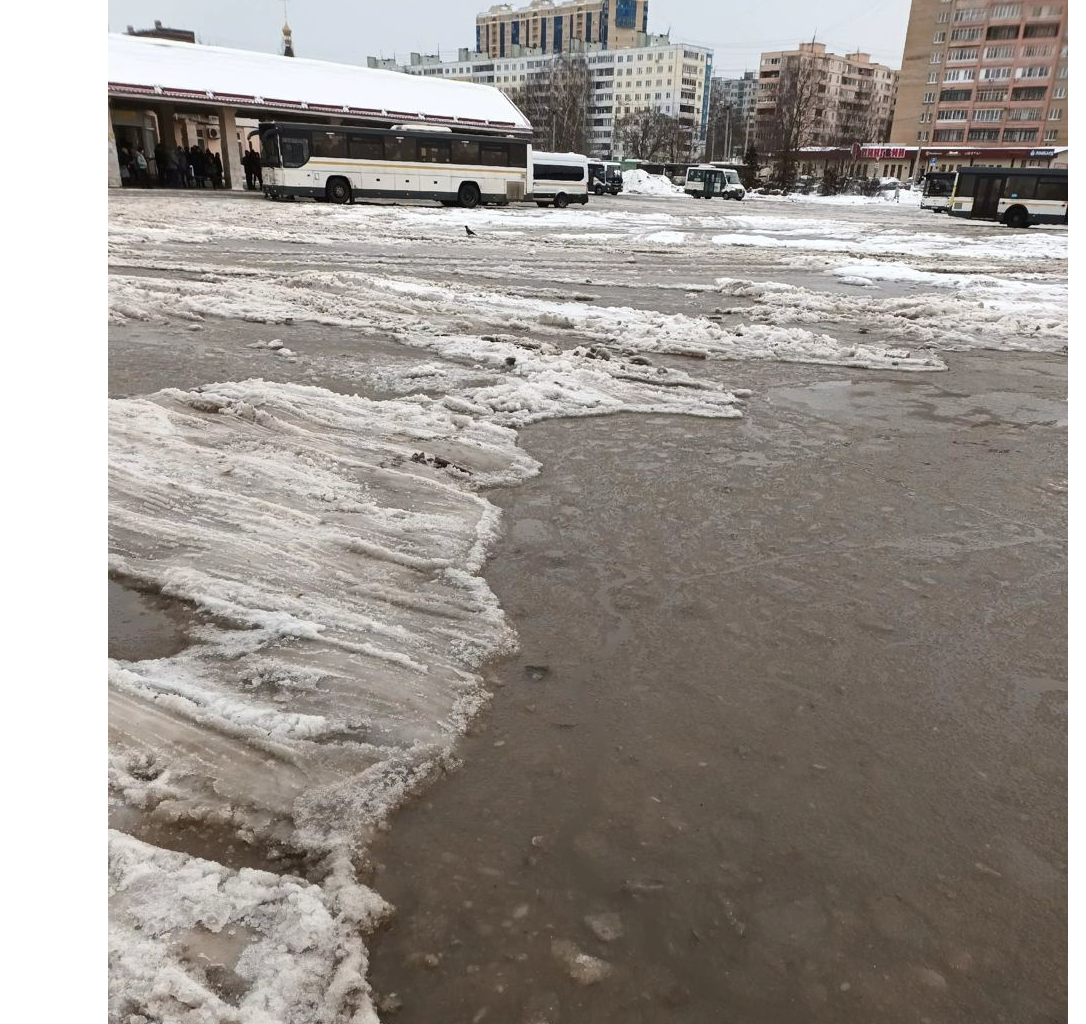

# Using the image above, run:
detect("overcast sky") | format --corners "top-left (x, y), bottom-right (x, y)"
top-left (107, 0), bottom-right (912, 77)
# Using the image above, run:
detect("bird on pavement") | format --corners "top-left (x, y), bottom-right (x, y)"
top-left (464, 225), bottom-right (477, 237)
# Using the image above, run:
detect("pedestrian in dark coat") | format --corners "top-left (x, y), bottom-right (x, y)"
top-left (176, 146), bottom-right (190, 187)
top-left (211, 151), bottom-right (224, 189)
top-left (242, 148), bottom-right (254, 190)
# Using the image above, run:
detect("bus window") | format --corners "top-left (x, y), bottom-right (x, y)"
top-left (280, 134), bottom-right (311, 168)
top-left (260, 131), bottom-right (281, 167)
top-left (386, 136), bottom-right (418, 162)
top-left (534, 163), bottom-right (585, 181)
top-left (1036, 178), bottom-right (1068, 202)
top-left (1005, 175), bottom-right (1037, 200)
top-left (312, 131), bottom-right (347, 159)
top-left (688, 168), bottom-right (705, 182)
top-left (955, 173), bottom-right (979, 197)
top-left (453, 139), bottom-right (480, 164)
top-left (348, 136), bottom-right (384, 160)
top-left (418, 139), bottom-right (452, 163)
top-left (508, 143), bottom-right (528, 168)
top-left (480, 143), bottom-right (510, 166)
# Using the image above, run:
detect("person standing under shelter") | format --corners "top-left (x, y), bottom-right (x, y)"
top-left (251, 147), bottom-right (263, 190)
top-left (211, 151), bottom-right (224, 189)
top-left (242, 148), bottom-right (254, 190)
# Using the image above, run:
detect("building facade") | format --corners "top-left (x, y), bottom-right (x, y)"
top-left (379, 35), bottom-right (712, 159)
top-left (754, 42), bottom-right (898, 151)
top-left (476, 1), bottom-right (649, 58)
top-left (890, 0), bottom-right (1067, 151)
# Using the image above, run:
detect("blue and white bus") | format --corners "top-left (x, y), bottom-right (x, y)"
top-left (948, 167), bottom-right (1067, 228)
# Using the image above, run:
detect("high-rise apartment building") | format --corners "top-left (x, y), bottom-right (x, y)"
top-left (754, 42), bottom-right (899, 150)
top-left (476, 1), bottom-right (649, 58)
top-left (373, 35), bottom-right (712, 159)
top-left (890, 1), bottom-right (1067, 150)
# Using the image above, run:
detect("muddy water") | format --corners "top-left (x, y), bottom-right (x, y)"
top-left (366, 353), bottom-right (1066, 1024)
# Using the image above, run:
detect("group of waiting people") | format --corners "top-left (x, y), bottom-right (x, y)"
top-left (119, 143), bottom-right (262, 190)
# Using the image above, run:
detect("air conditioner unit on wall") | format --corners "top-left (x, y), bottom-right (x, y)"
top-left (208, 127), bottom-right (220, 139)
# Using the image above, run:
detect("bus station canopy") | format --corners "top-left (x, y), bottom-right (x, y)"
top-left (108, 33), bottom-right (532, 135)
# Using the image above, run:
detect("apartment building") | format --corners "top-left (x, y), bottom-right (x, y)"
top-left (372, 35), bottom-right (712, 159)
top-left (889, 1), bottom-right (1067, 151)
top-left (476, 1), bottom-right (649, 58)
top-left (716, 71), bottom-right (759, 125)
top-left (754, 42), bottom-right (898, 150)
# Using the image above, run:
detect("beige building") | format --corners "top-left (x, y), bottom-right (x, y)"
top-left (754, 42), bottom-right (898, 150)
top-left (890, 0), bottom-right (1067, 151)
top-left (476, 0), bottom-right (648, 58)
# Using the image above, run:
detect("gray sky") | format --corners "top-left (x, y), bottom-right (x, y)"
top-left (107, 0), bottom-right (912, 77)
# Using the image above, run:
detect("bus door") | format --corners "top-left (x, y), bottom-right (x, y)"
top-left (973, 175), bottom-right (1005, 220)
top-left (702, 171), bottom-right (714, 199)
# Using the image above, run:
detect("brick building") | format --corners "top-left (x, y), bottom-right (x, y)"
top-left (476, 1), bottom-right (649, 58)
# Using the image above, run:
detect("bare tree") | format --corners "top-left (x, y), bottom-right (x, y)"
top-left (616, 109), bottom-right (688, 161)
top-left (706, 93), bottom-right (748, 162)
top-left (508, 57), bottom-right (590, 153)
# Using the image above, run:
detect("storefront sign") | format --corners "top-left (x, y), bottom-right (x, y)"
top-left (1029, 148), bottom-right (1057, 157)
top-left (851, 144), bottom-right (909, 160)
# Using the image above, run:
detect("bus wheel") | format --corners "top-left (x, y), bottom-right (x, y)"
top-left (458, 182), bottom-right (481, 209)
top-left (554, 193), bottom-right (570, 209)
top-left (1004, 206), bottom-right (1030, 229)
top-left (594, 184), bottom-right (604, 196)
top-left (326, 178), bottom-right (352, 204)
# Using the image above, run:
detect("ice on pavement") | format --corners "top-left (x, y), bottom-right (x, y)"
top-left (108, 190), bottom-right (1066, 1021)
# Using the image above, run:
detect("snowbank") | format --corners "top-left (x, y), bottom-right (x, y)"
top-left (622, 169), bottom-right (685, 196)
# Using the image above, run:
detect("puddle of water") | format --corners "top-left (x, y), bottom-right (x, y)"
top-left (366, 395), bottom-right (1066, 1024)
top-left (108, 578), bottom-right (192, 661)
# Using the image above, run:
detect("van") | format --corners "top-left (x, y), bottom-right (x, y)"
top-left (530, 152), bottom-right (590, 208)
top-left (684, 165), bottom-right (745, 201)
top-left (588, 160), bottom-right (623, 195)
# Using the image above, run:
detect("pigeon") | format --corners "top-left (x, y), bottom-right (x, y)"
top-left (464, 225), bottom-right (477, 237)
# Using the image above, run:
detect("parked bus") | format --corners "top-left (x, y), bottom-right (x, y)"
top-left (588, 160), bottom-right (623, 195)
top-left (684, 165), bottom-right (745, 201)
top-left (919, 171), bottom-right (956, 213)
top-left (257, 120), bottom-right (529, 208)
top-left (530, 152), bottom-right (589, 208)
top-left (948, 166), bottom-right (1067, 228)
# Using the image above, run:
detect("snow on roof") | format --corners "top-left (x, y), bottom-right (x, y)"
top-left (108, 33), bottom-right (531, 134)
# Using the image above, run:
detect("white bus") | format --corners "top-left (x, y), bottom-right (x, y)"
top-left (948, 167), bottom-right (1068, 228)
top-left (588, 160), bottom-right (623, 195)
top-left (919, 171), bottom-right (956, 213)
top-left (684, 165), bottom-right (745, 201)
top-left (529, 152), bottom-right (589, 208)
top-left (257, 120), bottom-right (529, 208)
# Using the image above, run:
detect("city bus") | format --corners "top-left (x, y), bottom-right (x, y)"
top-left (257, 120), bottom-right (529, 207)
top-left (919, 171), bottom-right (956, 213)
top-left (588, 160), bottom-right (623, 195)
top-left (948, 166), bottom-right (1067, 228)
top-left (684, 165), bottom-right (745, 201)
top-left (529, 152), bottom-right (589, 208)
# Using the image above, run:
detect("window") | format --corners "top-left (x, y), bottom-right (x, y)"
top-left (1008, 107), bottom-right (1040, 120)
top-left (951, 27), bottom-right (982, 41)
top-left (944, 68), bottom-right (975, 81)
top-left (417, 139), bottom-right (451, 163)
top-left (533, 162), bottom-right (585, 181)
top-left (280, 133), bottom-right (310, 167)
top-left (992, 4), bottom-right (1022, 16)
top-left (977, 89), bottom-right (1007, 100)
top-left (940, 88), bottom-right (972, 101)
top-left (1035, 178), bottom-right (1067, 201)
top-left (934, 32), bottom-right (947, 43)
top-left (1022, 44), bottom-right (1054, 57)
top-left (937, 11), bottom-right (950, 23)
top-left (1048, 107), bottom-right (1063, 119)
top-left (311, 131), bottom-right (347, 159)
top-left (937, 108), bottom-right (968, 120)
top-left (480, 143), bottom-right (510, 166)
top-left (973, 108), bottom-right (1004, 121)
top-left (948, 48), bottom-right (978, 62)
top-left (954, 7), bottom-right (986, 21)
top-left (933, 128), bottom-right (965, 141)
top-left (385, 136), bottom-right (418, 162)
top-left (968, 128), bottom-right (1001, 141)
top-left (1043, 128), bottom-right (1058, 141)
top-left (1023, 24), bottom-right (1059, 37)
top-left (1002, 127), bottom-right (1039, 140)
top-left (348, 135), bottom-right (384, 160)
top-left (986, 25), bottom-right (1020, 40)
top-left (928, 71), bottom-right (939, 83)
top-left (1005, 175), bottom-right (1038, 199)
top-left (924, 91), bottom-right (937, 103)
top-left (930, 51), bottom-right (943, 63)
top-left (985, 46), bottom-right (1016, 59)
top-left (1053, 86), bottom-right (1066, 98)
top-left (1017, 65), bottom-right (1050, 78)
top-left (1011, 85), bottom-right (1048, 100)
top-left (982, 66), bottom-right (1013, 79)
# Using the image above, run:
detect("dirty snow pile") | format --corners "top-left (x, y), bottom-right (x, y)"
top-left (622, 168), bottom-right (684, 196)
